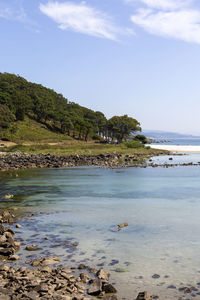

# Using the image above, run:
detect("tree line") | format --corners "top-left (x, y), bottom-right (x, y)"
top-left (0, 73), bottom-right (141, 142)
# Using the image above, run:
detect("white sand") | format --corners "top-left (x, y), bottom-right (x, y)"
top-left (150, 145), bottom-right (200, 152)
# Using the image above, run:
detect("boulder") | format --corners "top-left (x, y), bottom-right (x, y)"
top-left (25, 245), bottom-right (40, 251)
top-left (97, 269), bottom-right (109, 281)
top-left (102, 283), bottom-right (117, 294)
top-left (88, 279), bottom-right (102, 296)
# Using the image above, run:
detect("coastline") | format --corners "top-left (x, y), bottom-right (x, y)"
top-left (0, 150), bottom-right (168, 171)
top-left (1, 149), bottom-right (200, 171)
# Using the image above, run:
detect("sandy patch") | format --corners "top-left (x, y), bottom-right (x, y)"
top-left (0, 141), bottom-right (16, 147)
top-left (150, 145), bottom-right (200, 152)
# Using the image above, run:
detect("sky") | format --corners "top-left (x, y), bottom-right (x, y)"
top-left (1, 0), bottom-right (200, 134)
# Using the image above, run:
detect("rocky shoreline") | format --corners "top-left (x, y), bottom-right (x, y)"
top-left (0, 211), bottom-right (153, 300)
top-left (0, 151), bottom-right (199, 172)
top-left (0, 151), bottom-right (169, 171)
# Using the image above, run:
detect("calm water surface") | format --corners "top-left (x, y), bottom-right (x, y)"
top-left (1, 154), bottom-right (200, 299)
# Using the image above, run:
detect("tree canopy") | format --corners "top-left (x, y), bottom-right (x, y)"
top-left (0, 73), bottom-right (141, 142)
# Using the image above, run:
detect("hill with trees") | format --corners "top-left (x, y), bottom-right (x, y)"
top-left (0, 73), bottom-right (141, 143)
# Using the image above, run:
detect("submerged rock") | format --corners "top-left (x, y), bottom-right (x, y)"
top-left (152, 274), bottom-right (160, 279)
top-left (25, 245), bottom-right (40, 251)
top-left (3, 195), bottom-right (13, 199)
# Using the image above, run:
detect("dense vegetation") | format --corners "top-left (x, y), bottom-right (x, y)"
top-left (0, 73), bottom-right (141, 143)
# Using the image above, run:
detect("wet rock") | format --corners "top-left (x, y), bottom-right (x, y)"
top-left (0, 247), bottom-right (14, 256)
top-left (25, 245), bottom-right (40, 251)
top-left (88, 279), bottom-right (102, 296)
top-left (4, 195), bottom-right (13, 199)
top-left (97, 269), bottom-right (109, 281)
top-left (118, 222), bottom-right (128, 230)
top-left (31, 257), bottom-right (60, 266)
top-left (109, 259), bottom-right (119, 266)
top-left (167, 285), bottom-right (176, 289)
top-left (80, 273), bottom-right (89, 283)
top-left (179, 287), bottom-right (192, 293)
top-left (78, 264), bottom-right (87, 270)
top-left (102, 283), bottom-right (117, 294)
top-left (0, 264), bottom-right (9, 272)
top-left (0, 212), bottom-right (15, 224)
top-left (16, 224), bottom-right (21, 228)
top-left (136, 291), bottom-right (151, 300)
top-left (9, 254), bottom-right (19, 260)
top-left (88, 267), bottom-right (98, 275)
top-left (152, 274), bottom-right (160, 279)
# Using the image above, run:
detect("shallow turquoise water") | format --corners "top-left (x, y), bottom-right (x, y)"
top-left (1, 157), bottom-right (200, 299)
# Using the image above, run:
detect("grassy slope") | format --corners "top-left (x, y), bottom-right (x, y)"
top-left (2, 117), bottom-right (72, 143)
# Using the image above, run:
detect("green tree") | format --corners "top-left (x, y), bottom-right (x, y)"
top-left (108, 115), bottom-right (141, 143)
top-left (0, 104), bottom-right (15, 138)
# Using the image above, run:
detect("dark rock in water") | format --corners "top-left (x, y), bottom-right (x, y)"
top-left (109, 259), bottom-right (119, 266)
top-left (102, 283), bottom-right (117, 294)
top-left (88, 279), bottom-right (102, 295)
top-left (25, 245), bottom-right (40, 251)
top-left (152, 274), bottom-right (160, 279)
top-left (88, 267), bottom-right (98, 275)
top-left (179, 286), bottom-right (192, 293)
top-left (78, 263), bottom-right (87, 270)
top-left (167, 285), bottom-right (176, 289)
top-left (136, 291), bottom-right (151, 300)
top-left (118, 222), bottom-right (128, 230)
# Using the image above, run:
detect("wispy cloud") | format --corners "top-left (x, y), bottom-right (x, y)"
top-left (0, 1), bottom-right (28, 23)
top-left (39, 1), bottom-right (120, 40)
top-left (128, 0), bottom-right (200, 44)
top-left (125, 0), bottom-right (192, 10)
top-left (131, 8), bottom-right (200, 44)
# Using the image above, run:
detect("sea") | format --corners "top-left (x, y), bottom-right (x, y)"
top-left (1, 139), bottom-right (200, 299)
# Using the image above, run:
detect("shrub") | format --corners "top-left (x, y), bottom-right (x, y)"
top-left (124, 140), bottom-right (144, 148)
top-left (134, 134), bottom-right (148, 144)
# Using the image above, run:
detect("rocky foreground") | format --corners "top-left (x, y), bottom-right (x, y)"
top-left (0, 211), bottom-right (153, 300)
top-left (0, 151), bottom-right (168, 171)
